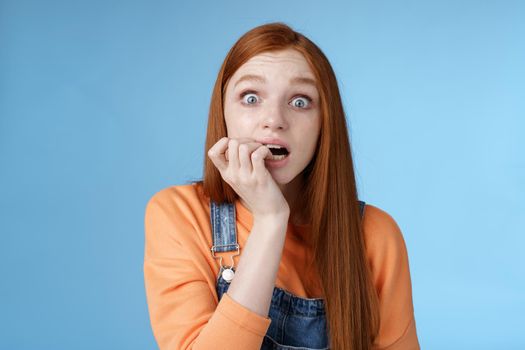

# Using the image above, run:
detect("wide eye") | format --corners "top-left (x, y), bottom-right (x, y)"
top-left (240, 91), bottom-right (259, 105)
top-left (291, 96), bottom-right (312, 109)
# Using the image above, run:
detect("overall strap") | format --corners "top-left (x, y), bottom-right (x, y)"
top-left (210, 200), bottom-right (240, 283)
top-left (210, 200), bottom-right (239, 253)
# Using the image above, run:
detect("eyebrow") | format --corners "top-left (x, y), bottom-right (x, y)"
top-left (233, 74), bottom-right (318, 89)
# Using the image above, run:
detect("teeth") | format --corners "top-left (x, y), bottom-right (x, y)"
top-left (265, 143), bottom-right (285, 149)
top-left (265, 151), bottom-right (289, 161)
top-left (267, 154), bottom-right (287, 161)
top-left (263, 143), bottom-right (288, 152)
top-left (262, 143), bottom-right (289, 161)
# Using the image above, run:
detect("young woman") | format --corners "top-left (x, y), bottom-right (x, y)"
top-left (144, 22), bottom-right (420, 350)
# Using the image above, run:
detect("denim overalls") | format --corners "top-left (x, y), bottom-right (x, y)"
top-left (210, 200), bottom-right (366, 350)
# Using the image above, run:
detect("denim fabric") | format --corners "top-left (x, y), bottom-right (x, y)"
top-left (211, 200), bottom-right (366, 350)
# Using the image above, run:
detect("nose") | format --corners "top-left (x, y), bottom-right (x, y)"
top-left (260, 104), bottom-right (288, 131)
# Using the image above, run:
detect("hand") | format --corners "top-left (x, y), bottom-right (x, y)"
top-left (207, 137), bottom-right (290, 219)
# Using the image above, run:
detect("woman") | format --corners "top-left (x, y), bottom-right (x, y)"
top-left (144, 22), bottom-right (420, 350)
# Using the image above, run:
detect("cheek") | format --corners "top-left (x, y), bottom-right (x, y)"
top-left (224, 110), bottom-right (257, 137)
top-left (224, 101), bottom-right (242, 136)
top-left (304, 117), bottom-right (321, 144)
top-left (307, 133), bottom-right (320, 154)
top-left (305, 127), bottom-right (321, 156)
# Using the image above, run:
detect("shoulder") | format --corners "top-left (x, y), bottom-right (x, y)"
top-left (361, 203), bottom-right (409, 267)
top-left (145, 182), bottom-right (207, 215)
top-left (144, 182), bottom-right (209, 236)
top-left (143, 182), bottom-right (213, 261)
top-left (146, 182), bottom-right (203, 206)
top-left (362, 204), bottom-right (403, 239)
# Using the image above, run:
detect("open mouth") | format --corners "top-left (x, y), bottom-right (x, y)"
top-left (264, 144), bottom-right (290, 161)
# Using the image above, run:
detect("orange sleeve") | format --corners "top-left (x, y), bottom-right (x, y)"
top-left (143, 190), bottom-right (272, 350)
top-left (364, 205), bottom-right (421, 350)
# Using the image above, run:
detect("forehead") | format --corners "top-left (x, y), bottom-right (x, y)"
top-left (231, 49), bottom-right (316, 81)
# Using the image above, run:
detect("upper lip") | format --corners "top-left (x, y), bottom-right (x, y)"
top-left (255, 137), bottom-right (290, 152)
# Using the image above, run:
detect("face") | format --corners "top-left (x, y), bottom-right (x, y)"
top-left (223, 48), bottom-right (322, 187)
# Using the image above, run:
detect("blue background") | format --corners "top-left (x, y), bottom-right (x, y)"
top-left (1, 0), bottom-right (523, 349)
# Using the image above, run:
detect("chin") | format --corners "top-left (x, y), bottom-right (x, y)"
top-left (268, 168), bottom-right (303, 186)
top-left (267, 171), bottom-right (293, 185)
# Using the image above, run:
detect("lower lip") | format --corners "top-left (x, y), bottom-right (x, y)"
top-left (264, 153), bottom-right (291, 168)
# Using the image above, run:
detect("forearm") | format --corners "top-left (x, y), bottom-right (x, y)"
top-left (226, 214), bottom-right (289, 317)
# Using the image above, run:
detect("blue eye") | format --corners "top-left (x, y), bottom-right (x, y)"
top-left (291, 96), bottom-right (312, 109)
top-left (240, 91), bottom-right (259, 105)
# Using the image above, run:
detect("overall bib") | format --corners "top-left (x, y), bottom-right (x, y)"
top-left (210, 200), bottom-right (366, 350)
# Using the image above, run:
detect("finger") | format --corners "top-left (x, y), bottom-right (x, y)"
top-left (207, 137), bottom-right (229, 171)
top-left (238, 143), bottom-right (254, 174)
top-left (238, 141), bottom-right (265, 174)
top-left (223, 138), bottom-right (255, 161)
top-left (251, 145), bottom-right (272, 178)
top-left (227, 139), bottom-right (240, 169)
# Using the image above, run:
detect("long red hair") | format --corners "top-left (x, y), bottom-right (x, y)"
top-left (196, 22), bottom-right (380, 349)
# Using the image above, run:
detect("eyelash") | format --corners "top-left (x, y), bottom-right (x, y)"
top-left (239, 90), bottom-right (313, 108)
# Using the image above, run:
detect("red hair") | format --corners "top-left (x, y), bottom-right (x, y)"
top-left (197, 22), bottom-right (380, 349)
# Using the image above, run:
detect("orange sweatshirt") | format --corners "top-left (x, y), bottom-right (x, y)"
top-left (143, 182), bottom-right (420, 349)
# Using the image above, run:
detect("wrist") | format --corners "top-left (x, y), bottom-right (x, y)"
top-left (253, 211), bottom-right (290, 227)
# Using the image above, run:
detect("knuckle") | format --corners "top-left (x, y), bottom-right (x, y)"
top-left (251, 149), bottom-right (263, 160)
top-left (239, 144), bottom-right (248, 153)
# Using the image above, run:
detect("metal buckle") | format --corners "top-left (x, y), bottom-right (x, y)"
top-left (211, 243), bottom-right (240, 270)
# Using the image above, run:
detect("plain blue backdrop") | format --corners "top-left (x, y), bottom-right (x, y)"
top-left (1, 0), bottom-right (523, 349)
